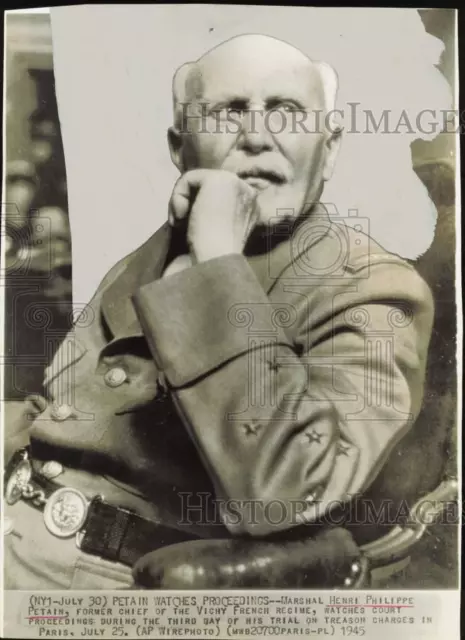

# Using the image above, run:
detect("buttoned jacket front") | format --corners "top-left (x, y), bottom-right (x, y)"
top-left (23, 208), bottom-right (434, 539)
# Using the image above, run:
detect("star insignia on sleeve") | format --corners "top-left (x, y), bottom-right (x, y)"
top-left (242, 421), bottom-right (261, 436)
top-left (336, 441), bottom-right (351, 457)
top-left (304, 429), bottom-right (324, 445)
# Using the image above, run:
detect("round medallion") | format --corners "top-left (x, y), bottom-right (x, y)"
top-left (41, 461), bottom-right (64, 480)
top-left (44, 488), bottom-right (89, 538)
top-left (5, 459), bottom-right (32, 506)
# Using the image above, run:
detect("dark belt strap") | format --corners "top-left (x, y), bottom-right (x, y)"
top-left (79, 496), bottom-right (198, 566)
top-left (5, 447), bottom-right (199, 567)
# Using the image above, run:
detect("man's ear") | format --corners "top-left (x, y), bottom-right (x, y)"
top-left (322, 125), bottom-right (342, 182)
top-left (167, 126), bottom-right (184, 172)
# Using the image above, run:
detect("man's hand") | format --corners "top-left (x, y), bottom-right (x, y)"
top-left (168, 169), bottom-right (258, 263)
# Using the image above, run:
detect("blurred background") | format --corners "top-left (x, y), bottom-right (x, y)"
top-left (1, 8), bottom-right (458, 587)
top-left (4, 11), bottom-right (71, 399)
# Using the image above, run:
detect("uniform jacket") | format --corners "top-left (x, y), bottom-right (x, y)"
top-left (19, 206), bottom-right (434, 539)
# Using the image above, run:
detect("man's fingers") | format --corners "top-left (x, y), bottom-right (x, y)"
top-left (168, 170), bottom-right (209, 226)
top-left (168, 192), bottom-right (190, 226)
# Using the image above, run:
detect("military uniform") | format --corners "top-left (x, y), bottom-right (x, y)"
top-left (4, 206), bottom-right (434, 589)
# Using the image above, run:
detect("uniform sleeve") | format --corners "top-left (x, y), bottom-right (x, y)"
top-left (132, 253), bottom-right (434, 536)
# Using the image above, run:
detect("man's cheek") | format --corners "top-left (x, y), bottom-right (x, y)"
top-left (293, 133), bottom-right (326, 162)
top-left (183, 136), bottom-right (219, 170)
top-left (199, 142), bottom-right (235, 170)
top-left (296, 146), bottom-right (325, 184)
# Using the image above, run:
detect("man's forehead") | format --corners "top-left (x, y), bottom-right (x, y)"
top-left (195, 35), bottom-right (324, 105)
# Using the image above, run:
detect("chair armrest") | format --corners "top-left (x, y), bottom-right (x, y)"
top-left (133, 528), bottom-right (363, 589)
top-left (360, 479), bottom-right (459, 566)
top-left (131, 480), bottom-right (458, 589)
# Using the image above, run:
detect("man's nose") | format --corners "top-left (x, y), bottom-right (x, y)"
top-left (237, 109), bottom-right (274, 153)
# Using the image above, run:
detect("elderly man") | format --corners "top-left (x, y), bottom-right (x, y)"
top-left (4, 34), bottom-right (433, 590)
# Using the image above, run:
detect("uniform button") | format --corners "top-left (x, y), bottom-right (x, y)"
top-left (104, 367), bottom-right (127, 388)
top-left (51, 404), bottom-right (73, 421)
top-left (41, 461), bottom-right (64, 480)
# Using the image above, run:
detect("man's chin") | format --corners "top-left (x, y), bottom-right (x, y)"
top-left (254, 194), bottom-right (303, 227)
top-left (255, 211), bottom-right (297, 226)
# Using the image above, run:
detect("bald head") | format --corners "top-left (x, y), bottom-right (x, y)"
top-left (200, 34), bottom-right (314, 71)
top-left (172, 34), bottom-right (337, 129)
top-left (168, 33), bottom-right (342, 226)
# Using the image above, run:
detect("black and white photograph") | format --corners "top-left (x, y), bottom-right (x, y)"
top-left (1, 5), bottom-right (460, 639)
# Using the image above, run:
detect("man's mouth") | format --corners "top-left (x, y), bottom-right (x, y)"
top-left (237, 169), bottom-right (286, 190)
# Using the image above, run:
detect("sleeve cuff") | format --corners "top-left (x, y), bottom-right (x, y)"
top-left (131, 254), bottom-right (293, 388)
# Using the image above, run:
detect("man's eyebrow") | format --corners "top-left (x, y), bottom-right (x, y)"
top-left (206, 95), bottom-right (310, 110)
top-left (265, 96), bottom-right (308, 109)
top-left (209, 96), bottom-right (249, 107)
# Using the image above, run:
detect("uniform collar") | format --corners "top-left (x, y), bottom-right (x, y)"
top-left (246, 202), bottom-right (331, 294)
top-left (100, 204), bottom-right (331, 342)
top-left (101, 223), bottom-right (172, 340)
